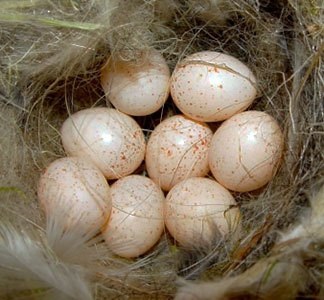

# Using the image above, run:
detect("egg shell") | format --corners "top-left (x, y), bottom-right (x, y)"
top-left (60, 107), bottom-right (146, 180)
top-left (37, 157), bottom-right (112, 234)
top-left (145, 115), bottom-right (213, 191)
top-left (102, 175), bottom-right (165, 258)
top-left (165, 177), bottom-right (240, 248)
top-left (101, 50), bottom-right (170, 116)
top-left (209, 110), bottom-right (284, 192)
top-left (170, 51), bottom-right (257, 122)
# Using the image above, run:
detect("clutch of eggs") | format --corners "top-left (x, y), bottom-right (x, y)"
top-left (36, 49), bottom-right (286, 258)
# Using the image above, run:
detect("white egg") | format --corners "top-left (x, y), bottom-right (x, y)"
top-left (165, 177), bottom-right (240, 248)
top-left (170, 51), bottom-right (257, 122)
top-left (102, 175), bottom-right (165, 258)
top-left (209, 110), bottom-right (284, 192)
top-left (60, 107), bottom-right (146, 180)
top-left (38, 157), bottom-right (111, 234)
top-left (145, 115), bottom-right (213, 191)
top-left (101, 50), bottom-right (170, 116)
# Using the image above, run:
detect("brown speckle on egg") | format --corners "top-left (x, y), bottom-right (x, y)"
top-left (170, 51), bottom-right (257, 122)
top-left (37, 157), bottom-right (112, 235)
top-left (102, 175), bottom-right (164, 258)
top-left (145, 115), bottom-right (213, 191)
top-left (209, 110), bottom-right (284, 192)
top-left (164, 177), bottom-right (241, 247)
top-left (100, 50), bottom-right (170, 116)
top-left (60, 108), bottom-right (146, 180)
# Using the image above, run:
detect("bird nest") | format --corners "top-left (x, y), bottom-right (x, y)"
top-left (0, 0), bottom-right (323, 299)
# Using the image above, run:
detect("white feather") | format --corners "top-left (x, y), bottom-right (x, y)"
top-left (0, 223), bottom-right (93, 300)
top-left (43, 191), bottom-right (105, 266)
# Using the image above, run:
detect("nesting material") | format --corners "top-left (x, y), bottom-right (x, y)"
top-left (0, 0), bottom-right (323, 299)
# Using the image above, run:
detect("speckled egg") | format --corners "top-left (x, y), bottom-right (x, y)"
top-left (170, 51), bottom-right (257, 122)
top-left (101, 50), bottom-right (170, 116)
top-left (38, 157), bottom-right (111, 234)
top-left (145, 115), bottom-right (213, 191)
top-left (102, 175), bottom-right (165, 258)
top-left (165, 177), bottom-right (240, 248)
top-left (61, 107), bottom-right (146, 180)
top-left (209, 110), bottom-right (284, 192)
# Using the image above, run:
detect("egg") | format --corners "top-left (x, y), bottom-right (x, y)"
top-left (165, 177), bottom-right (240, 248)
top-left (101, 50), bottom-right (170, 116)
top-left (145, 115), bottom-right (213, 191)
top-left (38, 157), bottom-right (111, 234)
top-left (60, 107), bottom-right (146, 180)
top-left (102, 175), bottom-right (165, 258)
top-left (170, 51), bottom-right (257, 122)
top-left (209, 110), bottom-right (284, 192)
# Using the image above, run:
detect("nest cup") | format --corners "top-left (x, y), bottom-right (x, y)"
top-left (0, 0), bottom-right (323, 299)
